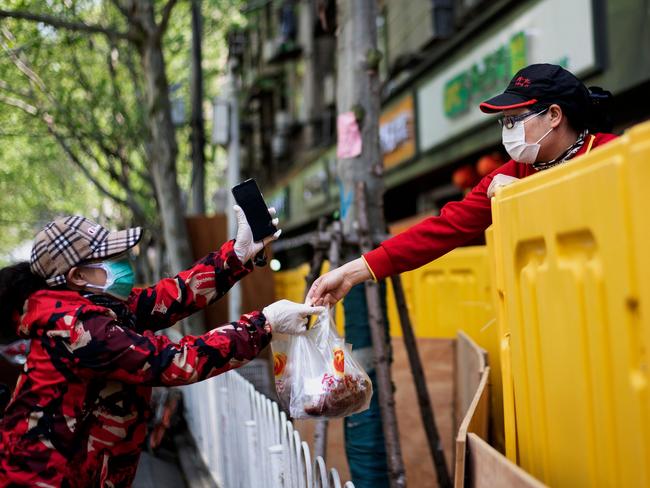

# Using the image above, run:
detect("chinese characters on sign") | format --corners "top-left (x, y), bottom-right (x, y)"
top-left (444, 32), bottom-right (527, 118)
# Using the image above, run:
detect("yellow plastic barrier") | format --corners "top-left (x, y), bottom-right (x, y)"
top-left (385, 247), bottom-right (503, 452)
top-left (273, 262), bottom-right (345, 335)
top-left (489, 121), bottom-right (650, 487)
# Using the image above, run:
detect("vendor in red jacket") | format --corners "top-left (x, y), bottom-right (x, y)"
top-left (308, 63), bottom-right (617, 306)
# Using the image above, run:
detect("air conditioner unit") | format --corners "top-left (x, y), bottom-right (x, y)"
top-left (275, 111), bottom-right (293, 135)
top-left (454, 0), bottom-right (486, 24)
top-left (323, 74), bottom-right (335, 106)
top-left (432, 0), bottom-right (455, 39)
top-left (262, 38), bottom-right (278, 63)
top-left (271, 134), bottom-right (289, 159)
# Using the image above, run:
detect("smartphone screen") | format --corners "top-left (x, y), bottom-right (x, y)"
top-left (231, 178), bottom-right (277, 242)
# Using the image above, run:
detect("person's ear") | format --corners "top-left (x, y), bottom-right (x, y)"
top-left (66, 267), bottom-right (87, 287)
top-left (548, 104), bottom-right (563, 129)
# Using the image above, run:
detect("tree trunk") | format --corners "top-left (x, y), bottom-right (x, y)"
top-left (336, 1), bottom-right (403, 487)
top-left (190, 0), bottom-right (206, 214)
top-left (336, 0), bottom-right (385, 237)
top-left (136, 2), bottom-right (194, 276)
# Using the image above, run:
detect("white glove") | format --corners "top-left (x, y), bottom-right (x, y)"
top-left (487, 174), bottom-right (519, 198)
top-left (233, 205), bottom-right (282, 264)
top-left (262, 299), bottom-right (326, 335)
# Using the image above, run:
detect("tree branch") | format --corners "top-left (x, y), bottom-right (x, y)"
top-left (0, 9), bottom-right (138, 42)
top-left (0, 26), bottom-right (47, 93)
top-left (0, 79), bottom-right (33, 99)
top-left (0, 92), bottom-right (38, 115)
top-left (157, 0), bottom-right (180, 38)
top-left (46, 124), bottom-right (132, 209)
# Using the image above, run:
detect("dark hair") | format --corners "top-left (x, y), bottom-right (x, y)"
top-left (585, 86), bottom-right (613, 133)
top-left (532, 86), bottom-right (613, 134)
top-left (0, 262), bottom-right (46, 341)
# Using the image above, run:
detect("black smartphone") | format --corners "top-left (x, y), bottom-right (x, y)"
top-left (231, 178), bottom-right (277, 242)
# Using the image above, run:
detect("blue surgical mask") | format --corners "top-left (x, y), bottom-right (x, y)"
top-left (84, 257), bottom-right (135, 301)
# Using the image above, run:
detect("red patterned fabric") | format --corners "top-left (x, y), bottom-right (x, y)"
top-left (0, 240), bottom-right (271, 487)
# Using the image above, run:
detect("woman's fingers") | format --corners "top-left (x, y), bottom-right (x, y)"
top-left (307, 276), bottom-right (322, 302)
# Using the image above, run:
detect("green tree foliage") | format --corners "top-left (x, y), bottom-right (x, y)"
top-left (0, 0), bottom-right (244, 262)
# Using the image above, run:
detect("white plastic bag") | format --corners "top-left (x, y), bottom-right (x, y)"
top-left (271, 308), bottom-right (373, 419)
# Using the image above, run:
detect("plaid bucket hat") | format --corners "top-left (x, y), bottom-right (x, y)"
top-left (30, 216), bottom-right (142, 287)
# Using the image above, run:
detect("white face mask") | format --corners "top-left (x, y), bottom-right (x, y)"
top-left (502, 110), bottom-right (553, 164)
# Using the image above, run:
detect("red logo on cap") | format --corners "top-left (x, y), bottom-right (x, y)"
top-left (514, 76), bottom-right (531, 88)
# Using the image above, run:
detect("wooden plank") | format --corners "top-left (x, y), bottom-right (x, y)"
top-left (454, 331), bottom-right (487, 432)
top-left (454, 367), bottom-right (489, 488)
top-left (453, 331), bottom-right (490, 488)
top-left (466, 433), bottom-right (547, 488)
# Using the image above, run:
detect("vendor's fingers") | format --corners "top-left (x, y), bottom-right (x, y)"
top-left (302, 305), bottom-right (326, 316)
top-left (307, 278), bottom-right (321, 301)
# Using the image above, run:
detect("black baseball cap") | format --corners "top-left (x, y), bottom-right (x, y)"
top-left (479, 63), bottom-right (590, 114)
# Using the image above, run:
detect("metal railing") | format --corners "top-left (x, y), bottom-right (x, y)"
top-left (183, 370), bottom-right (355, 488)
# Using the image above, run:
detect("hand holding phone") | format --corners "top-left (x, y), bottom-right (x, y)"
top-left (231, 179), bottom-right (281, 265)
top-left (232, 179), bottom-right (278, 241)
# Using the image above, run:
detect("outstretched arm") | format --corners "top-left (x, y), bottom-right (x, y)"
top-left (126, 240), bottom-right (253, 333)
top-left (58, 309), bottom-right (272, 386)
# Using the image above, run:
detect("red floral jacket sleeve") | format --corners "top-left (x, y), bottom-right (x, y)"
top-left (57, 310), bottom-right (271, 386)
top-left (126, 239), bottom-right (251, 332)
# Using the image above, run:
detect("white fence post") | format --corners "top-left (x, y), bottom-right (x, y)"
top-left (269, 444), bottom-right (285, 488)
top-left (182, 371), bottom-right (356, 488)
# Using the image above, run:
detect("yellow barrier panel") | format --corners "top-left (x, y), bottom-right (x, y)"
top-left (486, 227), bottom-right (512, 458)
top-left (273, 262), bottom-right (345, 335)
top-left (490, 121), bottom-right (650, 487)
top-left (385, 247), bottom-right (503, 451)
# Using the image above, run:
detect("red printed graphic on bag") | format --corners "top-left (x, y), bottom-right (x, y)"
top-left (274, 352), bottom-right (287, 377)
top-left (333, 347), bottom-right (344, 377)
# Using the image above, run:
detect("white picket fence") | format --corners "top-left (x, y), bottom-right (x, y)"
top-left (183, 370), bottom-right (355, 488)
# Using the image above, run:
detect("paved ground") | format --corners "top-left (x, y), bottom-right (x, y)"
top-left (133, 451), bottom-right (186, 488)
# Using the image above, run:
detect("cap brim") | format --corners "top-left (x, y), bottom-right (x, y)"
top-left (89, 226), bottom-right (143, 260)
top-left (479, 92), bottom-right (538, 113)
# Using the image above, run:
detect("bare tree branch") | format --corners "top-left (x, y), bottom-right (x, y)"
top-left (0, 26), bottom-right (47, 93)
top-left (46, 123), bottom-right (132, 208)
top-left (0, 79), bottom-right (32, 99)
top-left (67, 45), bottom-right (152, 189)
top-left (0, 8), bottom-right (138, 42)
top-left (157, 0), bottom-right (180, 38)
top-left (53, 121), bottom-right (150, 223)
top-left (0, 92), bottom-right (38, 114)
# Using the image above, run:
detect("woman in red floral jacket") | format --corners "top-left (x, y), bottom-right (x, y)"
top-left (0, 212), bottom-right (322, 487)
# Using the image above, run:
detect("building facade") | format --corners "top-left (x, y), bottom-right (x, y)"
top-left (229, 0), bottom-right (650, 269)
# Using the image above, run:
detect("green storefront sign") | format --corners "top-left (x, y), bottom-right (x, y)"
top-left (444, 31), bottom-right (527, 118)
